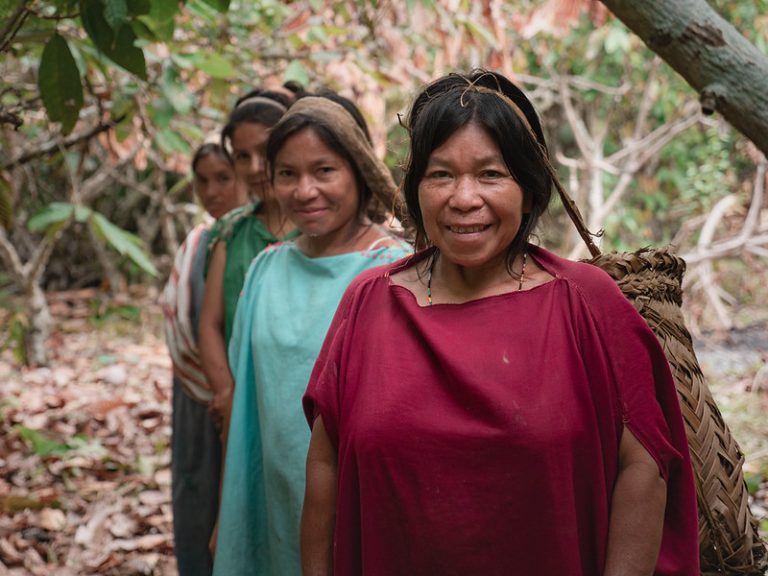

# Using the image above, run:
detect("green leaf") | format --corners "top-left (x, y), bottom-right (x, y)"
top-left (148, 97), bottom-right (175, 129)
top-left (175, 122), bottom-right (205, 144)
top-left (155, 127), bottom-right (191, 154)
top-left (0, 174), bottom-right (13, 230)
top-left (90, 212), bottom-right (158, 276)
top-left (27, 202), bottom-right (90, 233)
top-left (283, 60), bottom-right (310, 86)
top-left (141, 0), bottom-right (179, 40)
top-left (27, 202), bottom-right (74, 232)
top-left (103, 0), bottom-right (128, 29)
top-left (129, 18), bottom-right (157, 42)
top-left (126, 0), bottom-right (151, 16)
top-left (80, 0), bottom-right (147, 79)
top-left (81, 0), bottom-right (117, 44)
top-left (190, 52), bottom-right (237, 79)
top-left (16, 426), bottom-right (71, 457)
top-left (38, 34), bottom-right (84, 134)
top-left (199, 0), bottom-right (230, 12)
top-left (161, 66), bottom-right (193, 113)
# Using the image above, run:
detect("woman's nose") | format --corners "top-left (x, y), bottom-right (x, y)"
top-left (250, 155), bottom-right (264, 175)
top-left (294, 175), bottom-right (318, 200)
top-left (448, 176), bottom-right (483, 211)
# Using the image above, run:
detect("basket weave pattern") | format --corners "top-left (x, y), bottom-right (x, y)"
top-left (587, 248), bottom-right (767, 576)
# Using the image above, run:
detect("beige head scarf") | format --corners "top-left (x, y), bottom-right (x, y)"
top-left (278, 96), bottom-right (405, 224)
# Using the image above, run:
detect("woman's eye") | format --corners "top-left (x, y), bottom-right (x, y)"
top-left (234, 152), bottom-right (248, 162)
top-left (277, 169), bottom-right (294, 178)
top-left (482, 170), bottom-right (503, 178)
top-left (318, 166), bottom-right (335, 174)
top-left (427, 170), bottom-right (450, 179)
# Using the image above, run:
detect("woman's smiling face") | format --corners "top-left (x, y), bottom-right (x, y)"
top-left (418, 121), bottom-right (528, 270)
top-left (272, 126), bottom-right (360, 240)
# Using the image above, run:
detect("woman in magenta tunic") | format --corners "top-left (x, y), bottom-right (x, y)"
top-left (301, 71), bottom-right (699, 576)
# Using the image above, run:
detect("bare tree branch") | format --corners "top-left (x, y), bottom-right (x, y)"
top-left (81, 142), bottom-right (142, 203)
top-left (26, 226), bottom-right (68, 285)
top-left (2, 119), bottom-right (120, 170)
top-left (606, 102), bottom-right (701, 165)
top-left (558, 75), bottom-right (594, 159)
top-left (682, 161), bottom-right (767, 264)
top-left (632, 57), bottom-right (662, 142)
top-left (0, 226), bottom-right (25, 278)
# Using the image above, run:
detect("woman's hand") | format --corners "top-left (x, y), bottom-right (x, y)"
top-left (301, 417), bottom-right (337, 576)
top-left (208, 386), bottom-right (233, 434)
top-left (209, 519), bottom-right (219, 558)
top-left (604, 427), bottom-right (667, 576)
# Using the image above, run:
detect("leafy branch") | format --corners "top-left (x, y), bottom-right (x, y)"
top-left (0, 0), bottom-right (32, 54)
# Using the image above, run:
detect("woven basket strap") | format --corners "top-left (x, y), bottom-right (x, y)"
top-left (549, 172), bottom-right (602, 258)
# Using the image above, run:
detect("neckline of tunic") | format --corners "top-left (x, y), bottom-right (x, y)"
top-left (387, 245), bottom-right (562, 309)
top-left (277, 240), bottom-right (408, 262)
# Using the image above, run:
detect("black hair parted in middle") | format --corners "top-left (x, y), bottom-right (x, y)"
top-left (220, 88), bottom-right (295, 157)
top-left (191, 142), bottom-right (230, 174)
top-left (401, 70), bottom-right (553, 267)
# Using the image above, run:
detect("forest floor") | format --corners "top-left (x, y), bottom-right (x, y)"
top-left (0, 289), bottom-right (767, 575)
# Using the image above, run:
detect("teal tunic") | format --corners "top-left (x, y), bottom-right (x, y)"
top-left (213, 240), bottom-right (411, 576)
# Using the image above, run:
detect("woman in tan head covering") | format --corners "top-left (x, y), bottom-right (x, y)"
top-left (212, 91), bottom-right (411, 576)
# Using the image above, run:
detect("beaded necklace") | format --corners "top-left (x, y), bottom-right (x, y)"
top-left (426, 251), bottom-right (527, 306)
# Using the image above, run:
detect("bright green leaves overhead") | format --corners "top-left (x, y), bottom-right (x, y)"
top-left (39, 34), bottom-right (84, 134)
top-left (79, 0), bottom-right (147, 80)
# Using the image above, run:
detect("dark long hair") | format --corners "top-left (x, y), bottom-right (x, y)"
top-left (401, 70), bottom-right (553, 267)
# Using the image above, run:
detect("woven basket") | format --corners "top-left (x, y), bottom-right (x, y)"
top-left (553, 168), bottom-right (767, 574)
top-left (587, 249), bottom-right (767, 575)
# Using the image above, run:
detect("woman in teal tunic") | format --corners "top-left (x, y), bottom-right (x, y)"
top-left (212, 93), bottom-right (411, 576)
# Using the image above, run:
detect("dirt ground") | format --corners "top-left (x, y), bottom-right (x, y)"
top-left (0, 289), bottom-right (766, 575)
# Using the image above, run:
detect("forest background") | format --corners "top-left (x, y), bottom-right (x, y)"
top-left (0, 0), bottom-right (767, 574)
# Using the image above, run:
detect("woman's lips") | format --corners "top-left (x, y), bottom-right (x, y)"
top-left (295, 207), bottom-right (328, 218)
top-left (447, 224), bottom-right (491, 234)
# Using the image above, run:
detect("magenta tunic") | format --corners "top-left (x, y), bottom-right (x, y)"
top-left (304, 246), bottom-right (699, 576)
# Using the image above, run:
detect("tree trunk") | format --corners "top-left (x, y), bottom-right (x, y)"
top-left (25, 282), bottom-right (51, 366)
top-left (597, 0), bottom-right (768, 157)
